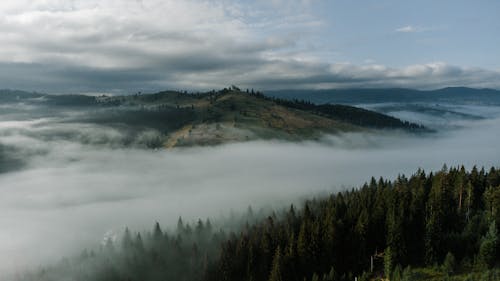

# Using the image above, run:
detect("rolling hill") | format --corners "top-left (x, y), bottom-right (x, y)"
top-left (0, 88), bottom-right (427, 148)
top-left (95, 89), bottom-right (426, 147)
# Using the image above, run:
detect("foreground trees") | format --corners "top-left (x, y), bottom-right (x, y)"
top-left (19, 166), bottom-right (500, 281)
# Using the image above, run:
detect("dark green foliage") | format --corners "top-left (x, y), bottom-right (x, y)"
top-left (18, 167), bottom-right (500, 281)
top-left (81, 107), bottom-right (196, 134)
top-left (89, 88), bottom-right (428, 133)
top-left (442, 252), bottom-right (456, 275)
top-left (384, 246), bottom-right (393, 278)
top-left (18, 217), bottom-right (229, 281)
top-left (479, 221), bottom-right (498, 269)
top-left (270, 97), bottom-right (427, 131)
top-left (268, 246), bottom-right (283, 281)
top-left (205, 166), bottom-right (499, 281)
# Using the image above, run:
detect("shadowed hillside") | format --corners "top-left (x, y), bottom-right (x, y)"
top-left (0, 88), bottom-right (427, 148)
top-left (95, 88), bottom-right (427, 147)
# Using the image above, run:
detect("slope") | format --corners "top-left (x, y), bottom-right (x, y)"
top-left (96, 89), bottom-right (426, 147)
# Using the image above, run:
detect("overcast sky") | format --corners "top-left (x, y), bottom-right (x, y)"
top-left (1, 0), bottom-right (500, 93)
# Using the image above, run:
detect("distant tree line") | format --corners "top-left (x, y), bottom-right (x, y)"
top-left (204, 88), bottom-right (428, 131)
top-left (268, 98), bottom-right (427, 131)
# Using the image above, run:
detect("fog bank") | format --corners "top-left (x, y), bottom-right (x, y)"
top-left (0, 106), bottom-right (499, 278)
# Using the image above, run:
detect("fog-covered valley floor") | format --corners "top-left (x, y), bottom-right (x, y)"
top-left (0, 102), bottom-right (499, 278)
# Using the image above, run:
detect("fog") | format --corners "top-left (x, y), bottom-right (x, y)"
top-left (0, 104), bottom-right (499, 278)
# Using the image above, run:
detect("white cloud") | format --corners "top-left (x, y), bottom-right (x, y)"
top-left (0, 1), bottom-right (498, 92)
top-left (396, 25), bottom-right (420, 33)
top-left (394, 25), bottom-right (442, 33)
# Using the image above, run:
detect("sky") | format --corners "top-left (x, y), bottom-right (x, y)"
top-left (1, 0), bottom-right (500, 93)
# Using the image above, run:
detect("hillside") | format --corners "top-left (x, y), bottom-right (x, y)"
top-left (94, 89), bottom-right (426, 147)
top-left (0, 88), bottom-right (427, 148)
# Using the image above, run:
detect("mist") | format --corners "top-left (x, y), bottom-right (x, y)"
top-left (0, 104), bottom-right (499, 278)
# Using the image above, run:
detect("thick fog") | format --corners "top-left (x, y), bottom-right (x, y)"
top-left (0, 104), bottom-right (499, 278)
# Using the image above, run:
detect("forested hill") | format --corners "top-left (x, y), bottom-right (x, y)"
top-left (0, 88), bottom-right (427, 147)
top-left (19, 166), bottom-right (500, 281)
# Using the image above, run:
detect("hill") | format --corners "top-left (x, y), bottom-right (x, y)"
top-left (0, 88), bottom-right (427, 148)
top-left (94, 89), bottom-right (426, 147)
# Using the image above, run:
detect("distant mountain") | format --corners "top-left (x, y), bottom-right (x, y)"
top-left (0, 89), bottom-right (99, 106)
top-left (266, 87), bottom-right (500, 105)
top-left (0, 89), bottom-right (43, 102)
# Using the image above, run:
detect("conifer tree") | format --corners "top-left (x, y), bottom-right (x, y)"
top-left (479, 221), bottom-right (498, 269)
top-left (269, 246), bottom-right (283, 281)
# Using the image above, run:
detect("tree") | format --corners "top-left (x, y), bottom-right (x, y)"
top-left (384, 246), bottom-right (393, 279)
top-left (402, 266), bottom-right (416, 281)
top-left (484, 186), bottom-right (500, 227)
top-left (392, 264), bottom-right (402, 281)
top-left (269, 246), bottom-right (283, 281)
top-left (425, 175), bottom-right (446, 265)
top-left (122, 227), bottom-right (133, 250)
top-left (153, 221), bottom-right (163, 240)
top-left (324, 267), bottom-right (336, 281)
top-left (135, 233), bottom-right (144, 252)
top-left (478, 221), bottom-right (498, 269)
top-left (442, 252), bottom-right (455, 275)
top-left (177, 216), bottom-right (185, 234)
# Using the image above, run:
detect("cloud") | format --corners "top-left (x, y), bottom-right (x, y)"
top-left (396, 25), bottom-right (421, 33)
top-left (395, 25), bottom-right (441, 34)
top-left (0, 1), bottom-right (499, 93)
top-left (1, 59), bottom-right (500, 93)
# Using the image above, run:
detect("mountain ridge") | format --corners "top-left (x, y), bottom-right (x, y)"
top-left (265, 87), bottom-right (500, 105)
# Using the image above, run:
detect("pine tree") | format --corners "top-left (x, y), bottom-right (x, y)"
top-left (153, 222), bottom-right (163, 241)
top-left (479, 221), bottom-right (498, 269)
top-left (392, 264), bottom-right (402, 281)
top-left (177, 216), bottom-right (185, 234)
top-left (384, 246), bottom-right (393, 279)
top-left (122, 227), bottom-right (133, 250)
top-left (135, 233), bottom-right (144, 252)
top-left (269, 246), bottom-right (283, 281)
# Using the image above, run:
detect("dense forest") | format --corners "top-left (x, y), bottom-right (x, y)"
top-left (269, 97), bottom-right (426, 131)
top-left (18, 166), bottom-right (499, 281)
top-left (204, 88), bottom-right (427, 131)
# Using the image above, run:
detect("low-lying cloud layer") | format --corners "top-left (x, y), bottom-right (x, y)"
top-left (1, 0), bottom-right (500, 93)
top-left (0, 103), bottom-right (499, 278)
